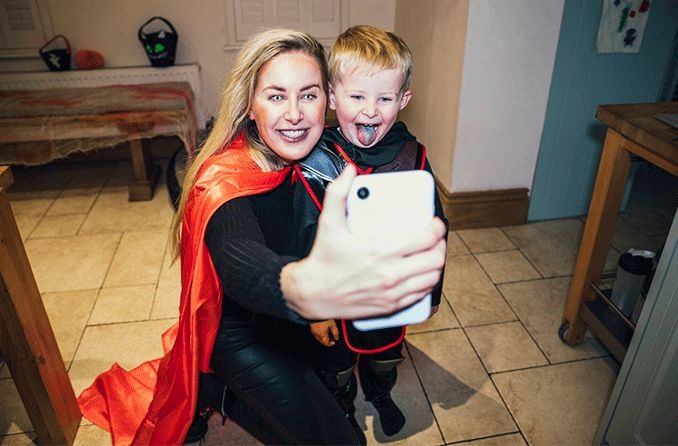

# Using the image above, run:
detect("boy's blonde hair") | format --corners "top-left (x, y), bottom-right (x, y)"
top-left (329, 25), bottom-right (412, 94)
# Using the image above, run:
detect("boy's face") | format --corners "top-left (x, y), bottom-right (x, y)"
top-left (329, 68), bottom-right (411, 148)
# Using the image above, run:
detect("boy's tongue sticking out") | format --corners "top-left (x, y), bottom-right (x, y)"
top-left (357, 124), bottom-right (377, 146)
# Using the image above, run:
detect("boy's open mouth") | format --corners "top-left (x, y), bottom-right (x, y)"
top-left (356, 124), bottom-right (378, 146)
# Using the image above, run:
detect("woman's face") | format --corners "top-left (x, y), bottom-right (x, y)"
top-left (249, 50), bottom-right (327, 163)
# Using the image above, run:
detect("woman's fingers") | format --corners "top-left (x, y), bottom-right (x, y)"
top-left (317, 163), bottom-right (356, 229)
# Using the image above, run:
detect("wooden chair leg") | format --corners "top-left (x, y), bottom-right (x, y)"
top-left (0, 168), bottom-right (81, 445)
top-left (562, 129), bottom-right (631, 344)
top-left (128, 139), bottom-right (160, 201)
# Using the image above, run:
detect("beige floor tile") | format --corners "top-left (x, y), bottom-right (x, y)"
top-left (12, 214), bottom-right (40, 241)
top-left (79, 184), bottom-right (174, 234)
top-left (0, 379), bottom-right (32, 435)
top-left (443, 255), bottom-right (517, 327)
top-left (407, 330), bottom-right (516, 443)
top-left (201, 416), bottom-right (261, 445)
top-left (492, 357), bottom-right (618, 446)
top-left (69, 319), bottom-right (175, 395)
top-left (502, 219), bottom-right (584, 277)
top-left (24, 234), bottom-right (120, 293)
top-left (31, 214), bottom-right (86, 238)
top-left (73, 423), bottom-right (112, 446)
top-left (89, 285), bottom-right (156, 325)
top-left (447, 231), bottom-right (470, 256)
top-left (47, 188), bottom-right (100, 216)
top-left (355, 346), bottom-right (444, 445)
top-left (8, 194), bottom-right (55, 217)
top-left (459, 433), bottom-right (525, 446)
top-left (151, 251), bottom-right (182, 320)
top-left (42, 289), bottom-right (98, 365)
top-left (465, 322), bottom-right (548, 373)
top-left (457, 228), bottom-right (516, 253)
top-left (0, 432), bottom-right (37, 445)
top-left (104, 230), bottom-right (168, 287)
top-left (499, 278), bottom-right (607, 363)
top-left (475, 251), bottom-right (541, 284)
top-left (407, 298), bottom-right (459, 334)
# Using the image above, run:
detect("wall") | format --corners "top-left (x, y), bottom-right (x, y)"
top-left (528, 0), bottom-right (678, 220)
top-left (395, 0), bottom-right (468, 188)
top-left (451, 0), bottom-right (565, 192)
top-left (0, 0), bottom-right (396, 127)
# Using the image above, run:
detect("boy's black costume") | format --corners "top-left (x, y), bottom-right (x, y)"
top-left (291, 122), bottom-right (447, 437)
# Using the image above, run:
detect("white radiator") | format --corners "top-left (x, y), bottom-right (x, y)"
top-left (0, 64), bottom-right (207, 126)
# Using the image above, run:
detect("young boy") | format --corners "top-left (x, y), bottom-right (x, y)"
top-left (291, 25), bottom-right (447, 441)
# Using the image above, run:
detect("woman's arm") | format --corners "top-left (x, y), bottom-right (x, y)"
top-left (281, 165), bottom-right (448, 320)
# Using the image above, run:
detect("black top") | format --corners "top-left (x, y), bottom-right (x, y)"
top-left (204, 175), bottom-right (306, 324)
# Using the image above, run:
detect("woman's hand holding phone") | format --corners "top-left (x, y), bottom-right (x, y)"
top-left (281, 164), bottom-right (447, 321)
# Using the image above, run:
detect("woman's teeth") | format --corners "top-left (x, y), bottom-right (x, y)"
top-left (279, 129), bottom-right (305, 140)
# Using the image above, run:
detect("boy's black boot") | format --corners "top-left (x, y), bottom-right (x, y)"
top-left (370, 393), bottom-right (405, 436)
top-left (362, 357), bottom-right (405, 436)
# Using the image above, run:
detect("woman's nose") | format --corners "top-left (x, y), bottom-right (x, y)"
top-left (285, 101), bottom-right (302, 124)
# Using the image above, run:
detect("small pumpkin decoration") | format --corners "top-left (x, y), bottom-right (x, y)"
top-left (74, 49), bottom-right (105, 70)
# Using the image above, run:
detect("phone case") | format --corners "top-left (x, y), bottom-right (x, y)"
top-left (346, 170), bottom-right (434, 331)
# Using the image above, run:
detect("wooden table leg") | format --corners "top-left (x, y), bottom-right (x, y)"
top-left (562, 129), bottom-right (631, 344)
top-left (0, 167), bottom-right (81, 445)
top-left (128, 139), bottom-right (160, 201)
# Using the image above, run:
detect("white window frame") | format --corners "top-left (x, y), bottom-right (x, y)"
top-left (0, 0), bottom-right (55, 58)
top-left (223, 0), bottom-right (346, 51)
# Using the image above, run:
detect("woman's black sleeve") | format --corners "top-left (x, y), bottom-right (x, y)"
top-left (204, 198), bottom-right (307, 324)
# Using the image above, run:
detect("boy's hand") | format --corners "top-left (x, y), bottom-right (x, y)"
top-left (310, 320), bottom-right (339, 347)
top-left (428, 305), bottom-right (439, 319)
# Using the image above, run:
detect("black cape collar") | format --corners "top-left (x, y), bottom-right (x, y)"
top-left (322, 122), bottom-right (415, 169)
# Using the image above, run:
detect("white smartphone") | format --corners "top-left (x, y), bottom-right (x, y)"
top-left (346, 170), bottom-right (435, 331)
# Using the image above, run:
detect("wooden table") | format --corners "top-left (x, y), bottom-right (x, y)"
top-left (561, 102), bottom-right (678, 355)
top-left (0, 82), bottom-right (197, 201)
top-left (0, 166), bottom-right (81, 444)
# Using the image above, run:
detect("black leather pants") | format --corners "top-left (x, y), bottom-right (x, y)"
top-left (209, 301), bottom-right (360, 445)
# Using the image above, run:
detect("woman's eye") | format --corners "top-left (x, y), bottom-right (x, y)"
top-left (301, 93), bottom-right (317, 101)
top-left (351, 95), bottom-right (364, 101)
top-left (269, 94), bottom-right (283, 102)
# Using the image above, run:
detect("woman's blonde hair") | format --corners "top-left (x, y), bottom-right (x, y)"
top-left (170, 28), bottom-right (328, 258)
top-left (329, 25), bottom-right (412, 94)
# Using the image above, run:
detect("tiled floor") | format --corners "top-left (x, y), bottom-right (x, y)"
top-left (1, 156), bottom-right (675, 446)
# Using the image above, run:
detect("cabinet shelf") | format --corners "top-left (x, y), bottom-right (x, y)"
top-left (580, 273), bottom-right (636, 363)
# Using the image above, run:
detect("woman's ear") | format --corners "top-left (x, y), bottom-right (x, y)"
top-left (399, 90), bottom-right (412, 111)
top-left (328, 84), bottom-right (337, 111)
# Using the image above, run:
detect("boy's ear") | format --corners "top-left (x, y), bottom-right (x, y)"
top-left (328, 84), bottom-right (337, 111)
top-left (399, 90), bottom-right (412, 110)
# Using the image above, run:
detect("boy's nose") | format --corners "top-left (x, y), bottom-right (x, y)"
top-left (362, 102), bottom-right (378, 118)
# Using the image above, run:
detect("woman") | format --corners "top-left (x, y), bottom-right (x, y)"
top-left (78, 28), bottom-right (446, 445)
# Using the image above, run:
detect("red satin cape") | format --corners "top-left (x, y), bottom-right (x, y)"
top-left (77, 133), bottom-right (291, 445)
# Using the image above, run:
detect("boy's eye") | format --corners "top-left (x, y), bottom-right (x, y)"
top-left (268, 94), bottom-right (284, 102)
top-left (379, 97), bottom-right (393, 102)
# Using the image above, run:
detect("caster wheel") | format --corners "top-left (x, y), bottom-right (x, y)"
top-left (558, 322), bottom-right (570, 344)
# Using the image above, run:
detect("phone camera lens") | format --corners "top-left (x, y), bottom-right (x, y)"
top-left (357, 187), bottom-right (369, 199)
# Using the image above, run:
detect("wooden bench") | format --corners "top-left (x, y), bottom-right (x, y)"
top-left (0, 82), bottom-right (197, 201)
top-left (0, 166), bottom-right (81, 444)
